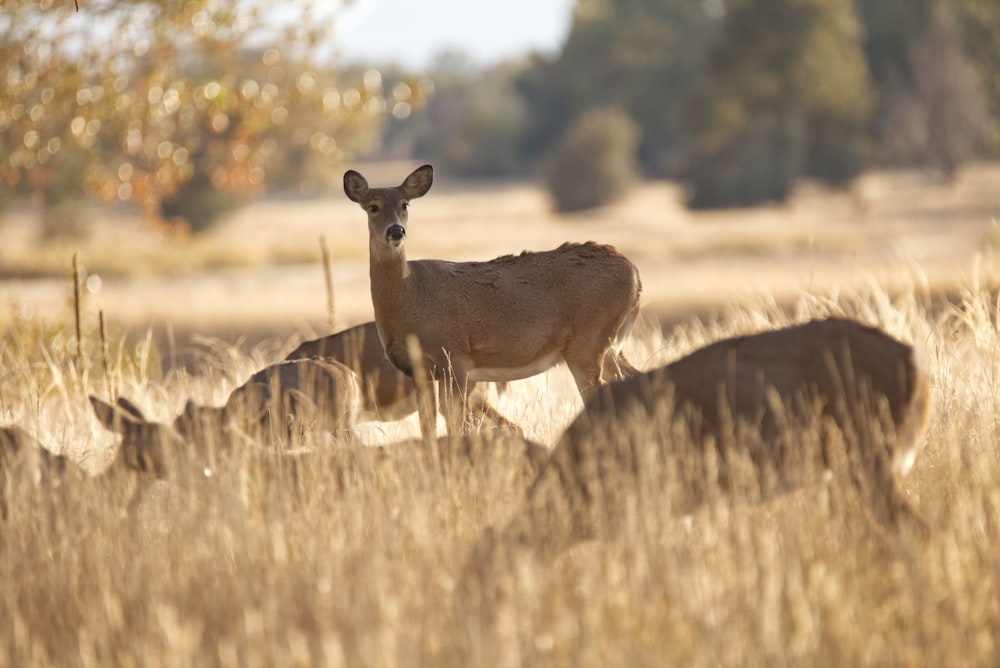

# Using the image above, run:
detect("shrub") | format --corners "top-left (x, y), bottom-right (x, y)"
top-left (544, 108), bottom-right (640, 213)
top-left (158, 171), bottom-right (246, 234)
top-left (684, 110), bottom-right (805, 209)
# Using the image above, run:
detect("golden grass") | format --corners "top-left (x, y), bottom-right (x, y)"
top-left (2, 270), bottom-right (1000, 666)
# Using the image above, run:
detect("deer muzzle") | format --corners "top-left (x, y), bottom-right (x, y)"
top-left (386, 224), bottom-right (406, 245)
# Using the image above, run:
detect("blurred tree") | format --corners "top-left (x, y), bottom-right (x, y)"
top-left (338, 64), bottom-right (435, 168)
top-left (544, 107), bottom-right (639, 213)
top-left (912, 6), bottom-right (987, 177)
top-left (952, 0), bottom-right (1000, 153)
top-left (856, 0), bottom-right (929, 169)
top-left (0, 0), bottom-right (391, 235)
top-left (517, 0), bottom-right (722, 178)
top-left (855, 0), bottom-right (996, 168)
top-left (683, 0), bottom-right (872, 208)
top-left (383, 54), bottom-right (528, 178)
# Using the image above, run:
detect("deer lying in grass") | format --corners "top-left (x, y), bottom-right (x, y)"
top-left (344, 164), bottom-right (642, 436)
top-left (473, 318), bottom-right (931, 567)
top-left (90, 358), bottom-right (361, 478)
top-left (285, 322), bottom-right (415, 421)
top-left (285, 320), bottom-right (511, 429)
top-left (91, 393), bottom-right (550, 490)
top-left (1, 425), bottom-right (82, 520)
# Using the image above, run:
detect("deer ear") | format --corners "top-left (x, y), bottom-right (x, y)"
top-left (115, 396), bottom-right (147, 421)
top-left (90, 395), bottom-right (138, 433)
top-left (343, 170), bottom-right (369, 203)
top-left (182, 399), bottom-right (199, 418)
top-left (401, 164), bottom-right (433, 200)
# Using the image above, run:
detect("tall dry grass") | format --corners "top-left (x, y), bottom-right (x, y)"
top-left (2, 273), bottom-right (1000, 667)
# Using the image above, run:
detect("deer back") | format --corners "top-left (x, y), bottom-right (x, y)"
top-left (379, 242), bottom-right (641, 377)
top-left (285, 322), bottom-right (415, 421)
top-left (234, 359), bottom-right (362, 439)
top-left (509, 318), bottom-right (930, 555)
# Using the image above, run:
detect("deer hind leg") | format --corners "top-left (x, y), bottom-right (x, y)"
top-left (564, 339), bottom-right (610, 402)
top-left (601, 349), bottom-right (641, 383)
top-left (566, 310), bottom-right (640, 400)
top-left (566, 359), bottom-right (604, 403)
top-left (601, 305), bottom-right (641, 382)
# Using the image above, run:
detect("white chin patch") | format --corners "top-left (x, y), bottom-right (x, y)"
top-left (388, 238), bottom-right (404, 249)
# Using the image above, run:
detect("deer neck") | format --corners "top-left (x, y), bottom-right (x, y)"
top-left (369, 250), bottom-right (413, 326)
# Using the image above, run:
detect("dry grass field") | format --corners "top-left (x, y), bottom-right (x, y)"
top-left (1, 163), bottom-right (999, 666)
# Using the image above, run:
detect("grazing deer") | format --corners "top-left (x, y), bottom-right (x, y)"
top-left (344, 164), bottom-right (642, 435)
top-left (90, 358), bottom-right (361, 478)
top-left (285, 320), bottom-right (511, 429)
top-left (473, 318), bottom-right (931, 566)
top-left (1, 425), bottom-right (83, 520)
top-left (285, 321), bottom-right (415, 421)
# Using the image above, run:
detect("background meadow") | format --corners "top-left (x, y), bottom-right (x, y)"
top-left (4, 1), bottom-right (1000, 662)
top-left (2, 164), bottom-right (1000, 666)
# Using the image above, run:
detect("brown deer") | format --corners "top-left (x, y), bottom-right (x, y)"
top-left (91, 396), bottom-right (550, 490)
top-left (344, 164), bottom-right (642, 435)
top-left (90, 358), bottom-right (361, 478)
top-left (285, 321), bottom-right (415, 421)
top-left (473, 318), bottom-right (931, 567)
top-left (285, 320), bottom-right (511, 429)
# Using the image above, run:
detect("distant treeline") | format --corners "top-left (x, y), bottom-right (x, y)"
top-left (379, 0), bottom-right (999, 210)
top-left (3, 0), bottom-right (997, 234)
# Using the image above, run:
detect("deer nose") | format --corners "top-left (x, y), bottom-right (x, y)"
top-left (386, 225), bottom-right (405, 242)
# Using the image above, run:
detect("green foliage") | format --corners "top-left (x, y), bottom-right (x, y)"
top-left (953, 0), bottom-right (1000, 153)
top-left (684, 111), bottom-right (804, 209)
top-left (402, 57), bottom-right (529, 178)
top-left (856, 0), bottom-right (996, 168)
top-left (683, 0), bottom-right (872, 208)
top-left (912, 7), bottom-right (989, 177)
top-left (158, 169), bottom-right (246, 233)
top-left (544, 108), bottom-right (640, 213)
top-left (519, 0), bottom-right (720, 177)
top-left (0, 0), bottom-right (394, 235)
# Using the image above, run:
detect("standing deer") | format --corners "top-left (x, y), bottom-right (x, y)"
top-left (90, 358), bottom-right (361, 478)
top-left (472, 318), bottom-right (931, 567)
top-left (344, 164), bottom-right (642, 435)
top-left (285, 320), bottom-right (512, 429)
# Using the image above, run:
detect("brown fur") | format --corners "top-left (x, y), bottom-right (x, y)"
top-left (483, 318), bottom-right (931, 562)
top-left (91, 358), bottom-right (361, 479)
top-left (344, 164), bottom-right (642, 436)
top-left (286, 321), bottom-right (415, 421)
top-left (286, 321), bottom-right (511, 427)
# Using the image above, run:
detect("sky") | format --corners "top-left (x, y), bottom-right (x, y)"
top-left (331, 0), bottom-right (576, 68)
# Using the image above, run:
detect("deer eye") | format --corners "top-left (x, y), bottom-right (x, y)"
top-left (401, 202), bottom-right (409, 211)
top-left (368, 203), bottom-right (380, 214)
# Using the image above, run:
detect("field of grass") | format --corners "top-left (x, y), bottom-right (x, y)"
top-left (1, 164), bottom-right (1000, 666)
top-left (2, 276), bottom-right (1000, 666)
